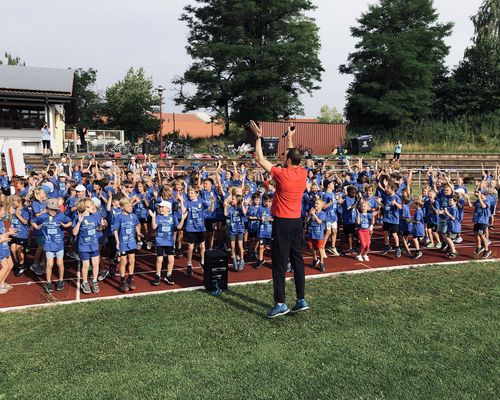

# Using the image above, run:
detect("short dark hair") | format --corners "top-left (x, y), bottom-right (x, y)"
top-left (286, 148), bottom-right (301, 166)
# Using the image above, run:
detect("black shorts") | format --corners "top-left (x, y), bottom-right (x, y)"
top-left (344, 223), bottom-right (357, 235)
top-left (474, 223), bottom-right (488, 235)
top-left (383, 222), bottom-right (399, 234)
top-left (42, 140), bottom-right (51, 149)
top-left (120, 249), bottom-right (136, 256)
top-left (1, 187), bottom-right (11, 196)
top-left (11, 237), bottom-right (28, 247)
top-left (204, 219), bottom-right (215, 233)
top-left (259, 238), bottom-right (272, 246)
top-left (400, 231), bottom-right (410, 237)
top-left (184, 231), bottom-right (206, 244)
top-left (426, 223), bottom-right (437, 232)
top-left (156, 245), bottom-right (174, 257)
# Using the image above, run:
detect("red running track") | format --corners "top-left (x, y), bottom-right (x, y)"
top-left (1, 210), bottom-right (498, 312)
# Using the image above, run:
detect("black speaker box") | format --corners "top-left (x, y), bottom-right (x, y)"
top-left (203, 249), bottom-right (229, 291)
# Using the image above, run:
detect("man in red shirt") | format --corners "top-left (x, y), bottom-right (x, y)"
top-left (250, 120), bottom-right (310, 318)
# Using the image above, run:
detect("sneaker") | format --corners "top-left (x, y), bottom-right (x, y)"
top-left (44, 282), bottom-right (54, 293)
top-left (311, 258), bottom-right (319, 269)
top-left (14, 265), bottom-right (26, 277)
top-left (382, 246), bottom-right (392, 256)
top-left (425, 243), bottom-right (435, 248)
top-left (97, 269), bottom-right (109, 282)
top-left (232, 257), bottom-right (238, 272)
top-left (266, 303), bottom-right (290, 319)
top-left (152, 275), bottom-right (161, 286)
top-left (286, 261), bottom-right (293, 273)
top-left (454, 237), bottom-right (463, 244)
top-left (326, 247), bottom-right (335, 255)
top-left (487, 239), bottom-right (492, 245)
top-left (291, 299), bottom-right (310, 313)
top-left (395, 248), bottom-right (402, 258)
top-left (441, 242), bottom-right (449, 252)
top-left (355, 255), bottom-right (363, 261)
top-left (136, 241), bottom-right (143, 251)
top-left (81, 281), bottom-right (92, 294)
top-left (187, 264), bottom-right (193, 276)
top-left (0, 286), bottom-right (9, 294)
top-left (435, 242), bottom-right (442, 249)
top-left (91, 281), bottom-right (100, 293)
top-left (482, 249), bottom-right (492, 259)
top-left (0, 282), bottom-right (13, 291)
top-left (363, 255), bottom-right (370, 262)
top-left (119, 279), bottom-right (129, 292)
top-left (318, 263), bottom-right (325, 272)
top-left (127, 277), bottom-right (136, 290)
top-left (164, 275), bottom-right (175, 285)
top-left (30, 263), bottom-right (45, 277)
top-left (108, 265), bottom-right (116, 278)
top-left (255, 259), bottom-right (265, 269)
top-left (56, 280), bottom-right (64, 291)
top-left (331, 247), bottom-right (340, 257)
top-left (412, 251), bottom-right (423, 260)
top-left (239, 258), bottom-right (245, 271)
top-left (448, 252), bottom-right (458, 259)
top-left (146, 241), bottom-right (153, 250)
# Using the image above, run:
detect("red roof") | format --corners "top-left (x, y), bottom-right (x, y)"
top-left (156, 113), bottom-right (224, 138)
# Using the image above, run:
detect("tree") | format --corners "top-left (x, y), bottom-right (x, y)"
top-left (0, 52), bottom-right (26, 65)
top-left (441, 0), bottom-right (500, 118)
top-left (105, 67), bottom-right (158, 141)
top-left (72, 68), bottom-right (104, 131)
top-left (339, 0), bottom-right (453, 130)
top-left (174, 0), bottom-right (323, 134)
top-left (317, 105), bottom-right (344, 123)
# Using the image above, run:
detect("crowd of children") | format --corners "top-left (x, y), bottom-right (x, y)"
top-left (0, 154), bottom-right (497, 295)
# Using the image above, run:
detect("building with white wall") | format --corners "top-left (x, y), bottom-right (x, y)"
top-left (0, 65), bottom-right (75, 154)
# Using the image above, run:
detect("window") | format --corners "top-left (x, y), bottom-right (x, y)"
top-left (0, 106), bottom-right (45, 129)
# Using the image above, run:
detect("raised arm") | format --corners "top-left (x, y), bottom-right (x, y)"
top-left (249, 120), bottom-right (273, 174)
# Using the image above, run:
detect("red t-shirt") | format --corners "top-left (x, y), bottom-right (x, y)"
top-left (270, 166), bottom-right (307, 218)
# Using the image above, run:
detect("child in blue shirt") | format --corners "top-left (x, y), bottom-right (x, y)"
top-left (307, 198), bottom-right (327, 272)
top-left (399, 196), bottom-right (413, 255)
top-left (246, 193), bottom-right (262, 261)
top-left (224, 194), bottom-right (248, 271)
top-left (73, 198), bottom-right (107, 294)
top-left (380, 183), bottom-right (402, 257)
top-left (0, 202), bottom-right (16, 294)
top-left (10, 195), bottom-right (30, 277)
top-left (113, 198), bottom-right (142, 292)
top-left (423, 190), bottom-right (441, 248)
top-left (470, 189), bottom-right (492, 258)
top-left (322, 180), bottom-right (340, 257)
top-left (150, 201), bottom-right (185, 286)
top-left (442, 194), bottom-right (461, 259)
top-left (341, 185), bottom-right (359, 254)
top-left (410, 198), bottom-right (425, 259)
top-left (32, 198), bottom-right (72, 293)
top-left (356, 200), bottom-right (373, 262)
top-left (256, 195), bottom-right (273, 269)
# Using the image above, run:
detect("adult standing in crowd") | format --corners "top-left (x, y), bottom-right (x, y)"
top-left (393, 140), bottom-right (402, 161)
top-left (78, 128), bottom-right (88, 152)
top-left (250, 120), bottom-right (310, 318)
top-left (41, 122), bottom-right (51, 156)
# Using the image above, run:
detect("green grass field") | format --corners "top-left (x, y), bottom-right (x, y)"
top-left (1, 263), bottom-right (499, 399)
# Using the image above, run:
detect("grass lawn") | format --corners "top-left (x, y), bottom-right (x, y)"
top-left (0, 263), bottom-right (499, 400)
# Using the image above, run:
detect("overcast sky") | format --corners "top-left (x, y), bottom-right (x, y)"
top-left (3, 0), bottom-right (482, 118)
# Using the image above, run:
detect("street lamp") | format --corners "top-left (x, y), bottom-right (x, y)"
top-left (156, 85), bottom-right (165, 159)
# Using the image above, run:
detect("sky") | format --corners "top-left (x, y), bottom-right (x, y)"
top-left (2, 0), bottom-right (483, 118)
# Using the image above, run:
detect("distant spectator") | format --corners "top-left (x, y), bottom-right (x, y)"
top-left (41, 122), bottom-right (51, 156)
top-left (393, 141), bottom-right (402, 161)
top-left (79, 128), bottom-right (88, 152)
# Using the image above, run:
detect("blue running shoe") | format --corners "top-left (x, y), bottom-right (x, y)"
top-left (266, 303), bottom-right (290, 319)
top-left (291, 299), bottom-right (310, 313)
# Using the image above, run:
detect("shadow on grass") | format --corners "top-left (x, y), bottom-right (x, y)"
top-left (210, 289), bottom-right (268, 319)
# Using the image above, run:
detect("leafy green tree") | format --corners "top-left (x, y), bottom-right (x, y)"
top-left (339, 0), bottom-right (453, 130)
top-left (441, 0), bottom-right (500, 117)
top-left (317, 105), bottom-right (344, 123)
top-left (0, 52), bottom-right (26, 65)
top-left (105, 67), bottom-right (158, 141)
top-left (174, 0), bottom-right (323, 134)
top-left (72, 68), bottom-right (104, 131)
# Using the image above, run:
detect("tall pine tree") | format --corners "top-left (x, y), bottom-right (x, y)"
top-left (174, 0), bottom-right (323, 134)
top-left (339, 0), bottom-right (452, 130)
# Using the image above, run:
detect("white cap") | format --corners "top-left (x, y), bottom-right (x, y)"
top-left (59, 173), bottom-right (67, 177)
top-left (455, 188), bottom-right (465, 194)
top-left (131, 156), bottom-right (136, 160)
top-left (91, 197), bottom-right (101, 207)
top-left (75, 184), bottom-right (86, 192)
top-left (158, 200), bottom-right (172, 208)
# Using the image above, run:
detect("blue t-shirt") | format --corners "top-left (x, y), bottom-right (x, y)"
top-left (322, 192), bottom-right (338, 223)
top-left (412, 208), bottom-right (425, 238)
top-left (473, 198), bottom-right (491, 224)
top-left (108, 207), bottom-right (123, 237)
top-left (155, 214), bottom-right (179, 247)
top-left (11, 208), bottom-right (30, 239)
top-left (226, 206), bottom-right (246, 235)
top-left (307, 210), bottom-right (326, 240)
top-left (383, 195), bottom-right (401, 224)
top-left (357, 211), bottom-right (372, 230)
top-left (133, 192), bottom-right (149, 220)
top-left (34, 212), bottom-right (71, 252)
top-left (342, 196), bottom-right (357, 225)
top-left (446, 206), bottom-right (461, 234)
top-left (437, 192), bottom-right (452, 220)
top-left (73, 213), bottom-right (101, 253)
top-left (246, 205), bottom-right (261, 234)
top-left (400, 203), bottom-right (412, 233)
top-left (257, 206), bottom-right (273, 239)
top-left (423, 199), bottom-right (439, 225)
top-left (113, 212), bottom-right (140, 252)
top-left (185, 199), bottom-right (209, 232)
top-left (72, 170), bottom-right (82, 184)
top-left (0, 220), bottom-right (11, 259)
